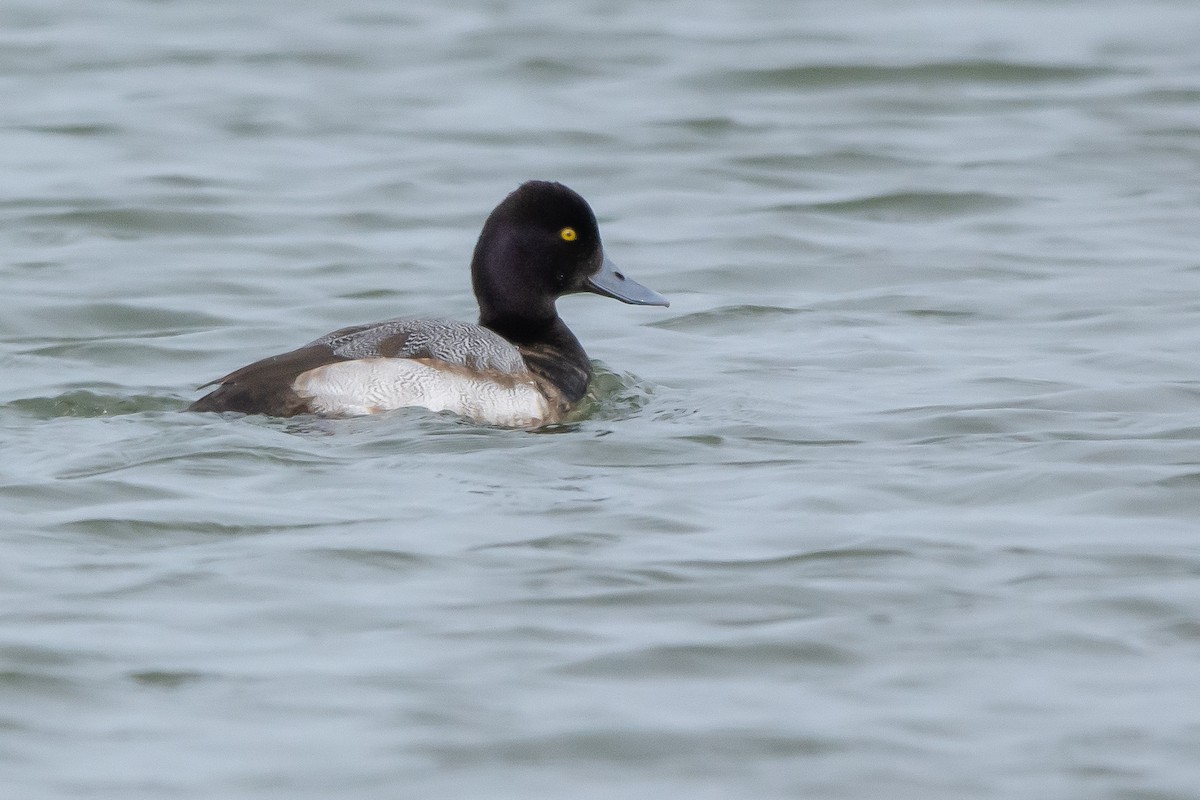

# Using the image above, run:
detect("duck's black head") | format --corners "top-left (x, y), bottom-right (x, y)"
top-left (471, 181), bottom-right (667, 337)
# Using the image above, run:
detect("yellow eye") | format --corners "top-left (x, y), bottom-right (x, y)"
top-left (560, 227), bottom-right (577, 242)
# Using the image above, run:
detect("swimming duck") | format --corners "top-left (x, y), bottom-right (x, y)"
top-left (188, 181), bottom-right (668, 427)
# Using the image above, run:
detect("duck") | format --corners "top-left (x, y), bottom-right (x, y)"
top-left (188, 180), bottom-right (668, 428)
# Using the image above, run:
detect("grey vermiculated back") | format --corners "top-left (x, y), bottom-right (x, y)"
top-left (315, 318), bottom-right (528, 374)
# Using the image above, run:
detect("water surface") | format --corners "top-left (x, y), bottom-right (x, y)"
top-left (3, 1), bottom-right (1200, 797)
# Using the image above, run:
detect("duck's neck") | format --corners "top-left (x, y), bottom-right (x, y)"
top-left (481, 314), bottom-right (593, 403)
top-left (471, 229), bottom-right (592, 402)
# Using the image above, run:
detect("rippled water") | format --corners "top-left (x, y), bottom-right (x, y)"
top-left (4, 1), bottom-right (1200, 797)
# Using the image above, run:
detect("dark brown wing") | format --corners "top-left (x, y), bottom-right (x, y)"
top-left (188, 343), bottom-right (347, 416)
top-left (188, 321), bottom-right (422, 416)
top-left (188, 318), bottom-right (526, 417)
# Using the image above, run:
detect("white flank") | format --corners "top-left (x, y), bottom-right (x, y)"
top-left (292, 358), bottom-right (552, 428)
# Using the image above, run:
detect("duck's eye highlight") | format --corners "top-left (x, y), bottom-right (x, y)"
top-left (560, 227), bottom-right (577, 242)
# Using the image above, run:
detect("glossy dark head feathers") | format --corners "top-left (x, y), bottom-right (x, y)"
top-left (471, 181), bottom-right (607, 331)
top-left (492, 181), bottom-right (601, 238)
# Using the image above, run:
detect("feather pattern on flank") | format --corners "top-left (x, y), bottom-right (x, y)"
top-left (292, 357), bottom-right (557, 427)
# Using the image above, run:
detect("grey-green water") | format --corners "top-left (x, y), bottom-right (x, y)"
top-left (4, 1), bottom-right (1200, 797)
